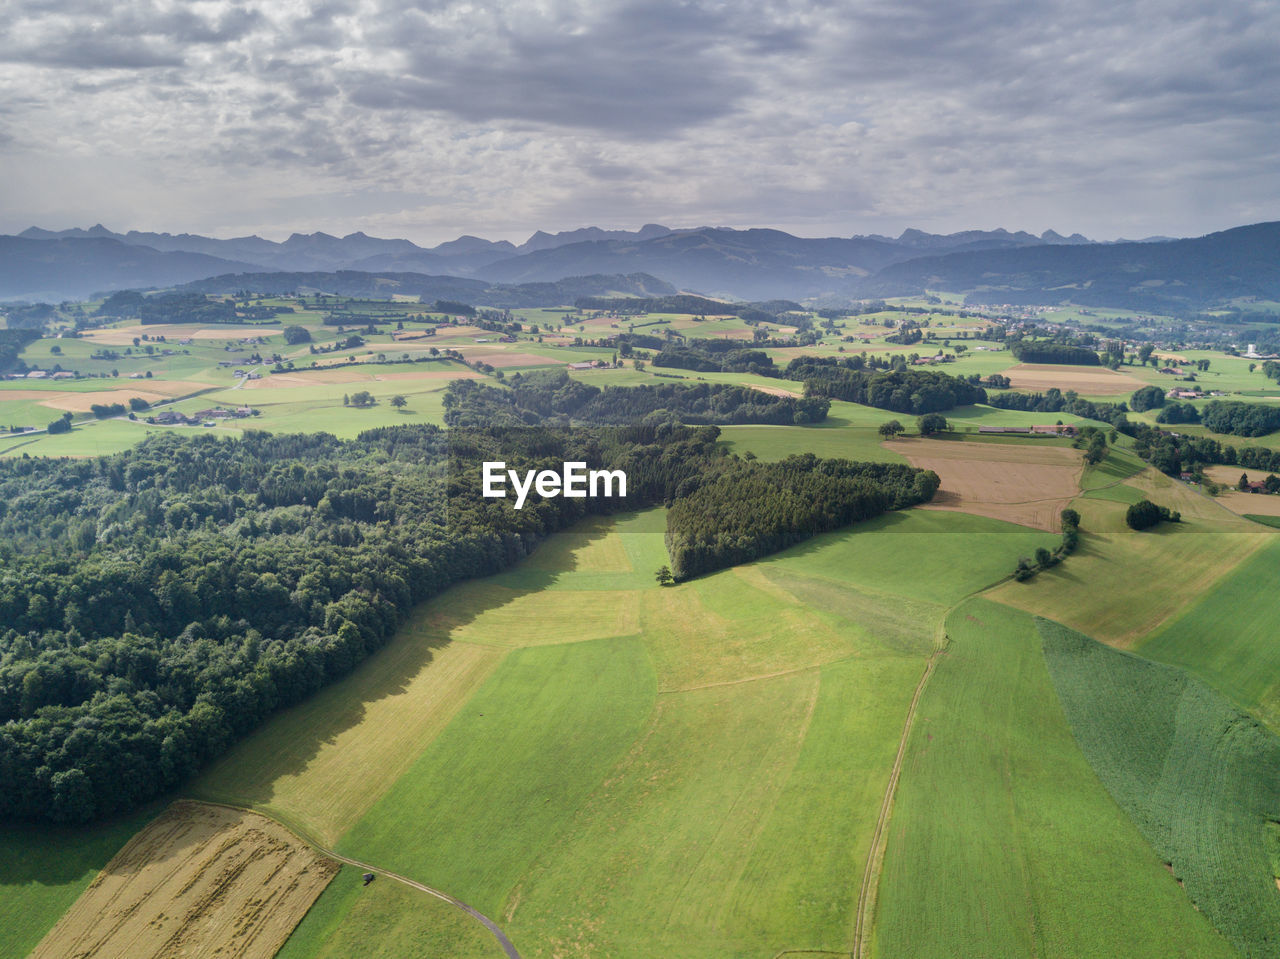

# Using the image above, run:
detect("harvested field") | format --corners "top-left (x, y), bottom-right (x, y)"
top-left (749, 384), bottom-right (802, 398)
top-left (38, 389), bottom-right (176, 411)
top-left (1001, 363), bottom-right (1148, 395)
top-left (883, 438), bottom-right (1083, 530)
top-left (27, 801), bottom-right (337, 959)
top-left (453, 349), bottom-right (562, 368)
top-left (372, 369), bottom-right (484, 382)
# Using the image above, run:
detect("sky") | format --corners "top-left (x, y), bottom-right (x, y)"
top-left (1, 0), bottom-right (1278, 246)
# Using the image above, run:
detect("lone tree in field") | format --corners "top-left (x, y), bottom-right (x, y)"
top-left (1126, 498), bottom-right (1181, 530)
top-left (390, 394), bottom-right (407, 410)
top-left (655, 565), bottom-right (673, 586)
top-left (878, 419), bottom-right (904, 439)
top-left (917, 412), bottom-right (948, 436)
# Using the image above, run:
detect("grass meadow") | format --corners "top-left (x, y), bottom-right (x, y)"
top-left (1138, 536), bottom-right (1280, 731)
top-left (874, 599), bottom-right (1236, 959)
top-left (277, 866), bottom-right (505, 959)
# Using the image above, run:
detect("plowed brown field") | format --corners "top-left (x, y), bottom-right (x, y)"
top-left (1000, 363), bottom-right (1147, 395)
top-left (27, 801), bottom-right (337, 959)
top-left (884, 438), bottom-right (1083, 530)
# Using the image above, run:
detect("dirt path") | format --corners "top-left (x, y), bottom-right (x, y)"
top-left (324, 849), bottom-right (522, 959)
top-left (852, 643), bottom-right (945, 959)
top-left (196, 801), bottom-right (521, 959)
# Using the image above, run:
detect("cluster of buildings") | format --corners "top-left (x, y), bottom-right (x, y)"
top-left (4, 370), bottom-right (76, 380)
top-left (149, 406), bottom-right (257, 427)
top-left (977, 425), bottom-right (1079, 436)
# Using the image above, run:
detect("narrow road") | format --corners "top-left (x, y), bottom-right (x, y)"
top-left (851, 645), bottom-right (944, 959)
top-left (324, 850), bottom-right (522, 959)
top-left (194, 800), bottom-right (521, 959)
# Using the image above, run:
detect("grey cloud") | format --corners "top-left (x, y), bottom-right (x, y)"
top-left (1, 0), bottom-right (1278, 241)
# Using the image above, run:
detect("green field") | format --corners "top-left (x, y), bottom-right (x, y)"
top-left (989, 491), bottom-right (1267, 646)
top-left (874, 599), bottom-right (1233, 958)
top-left (0, 807), bottom-right (160, 959)
top-left (1138, 537), bottom-right (1280, 730)
top-left (278, 867), bottom-right (505, 959)
top-left (719, 423), bottom-right (905, 462)
top-left (1041, 617), bottom-right (1280, 958)
top-left (179, 504), bottom-right (1052, 958)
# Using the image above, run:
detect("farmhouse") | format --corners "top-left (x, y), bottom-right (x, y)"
top-left (568, 361), bottom-right (596, 370)
top-left (977, 425), bottom-right (1078, 437)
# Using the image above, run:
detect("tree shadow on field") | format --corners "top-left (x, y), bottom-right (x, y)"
top-left (0, 802), bottom-right (161, 887)
top-left (182, 513), bottom-right (627, 822)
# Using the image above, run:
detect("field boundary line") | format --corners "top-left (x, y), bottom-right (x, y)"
top-left (851, 643), bottom-right (944, 959)
top-left (661, 659), bottom-right (845, 695)
top-left (191, 799), bottom-right (521, 959)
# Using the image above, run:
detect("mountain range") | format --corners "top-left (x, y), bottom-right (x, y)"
top-left (3, 220), bottom-right (1276, 311)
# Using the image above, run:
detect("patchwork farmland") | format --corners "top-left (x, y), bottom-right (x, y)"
top-left (5, 300), bottom-right (1280, 959)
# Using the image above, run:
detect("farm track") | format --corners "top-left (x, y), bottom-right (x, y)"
top-left (851, 641), bottom-right (945, 959)
top-left (196, 800), bottom-right (522, 959)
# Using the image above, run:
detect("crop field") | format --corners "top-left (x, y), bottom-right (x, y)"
top-left (874, 599), bottom-right (1234, 958)
top-left (999, 362), bottom-right (1149, 394)
top-left (884, 436), bottom-right (1084, 530)
top-left (27, 801), bottom-right (338, 959)
top-left (1138, 537), bottom-right (1280, 731)
top-left (1040, 618), bottom-right (1280, 958)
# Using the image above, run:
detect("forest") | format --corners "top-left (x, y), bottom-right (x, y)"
top-left (665, 455), bottom-right (939, 579)
top-left (442, 370), bottom-right (829, 427)
top-left (786, 357), bottom-right (987, 414)
top-left (1009, 341), bottom-right (1101, 365)
top-left (651, 344), bottom-right (778, 374)
top-left (1197, 400), bottom-right (1280, 437)
top-left (0, 329), bottom-right (40, 373)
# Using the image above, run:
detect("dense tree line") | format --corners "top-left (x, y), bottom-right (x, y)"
top-left (0, 329), bottom-right (41, 373)
top-left (985, 388), bottom-right (1129, 425)
top-left (1155, 402), bottom-right (1200, 424)
top-left (442, 371), bottom-right (828, 428)
top-left (1129, 385), bottom-right (1167, 412)
top-left (1009, 341), bottom-right (1101, 365)
top-left (1198, 400), bottom-right (1280, 437)
top-left (651, 345), bottom-right (777, 374)
top-left (787, 357), bottom-right (987, 414)
top-left (1127, 422), bottom-right (1280, 476)
top-left (665, 454), bottom-right (939, 579)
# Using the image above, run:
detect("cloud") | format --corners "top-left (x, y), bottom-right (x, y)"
top-left (0, 0), bottom-right (1277, 242)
